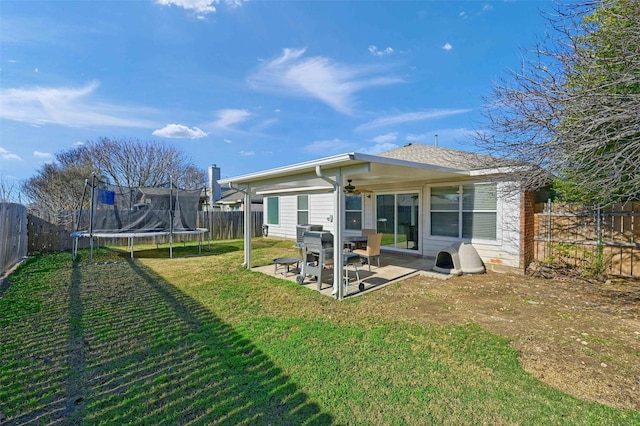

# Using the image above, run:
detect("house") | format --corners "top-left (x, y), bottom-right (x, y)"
top-left (219, 143), bottom-right (536, 298)
top-left (216, 187), bottom-right (264, 212)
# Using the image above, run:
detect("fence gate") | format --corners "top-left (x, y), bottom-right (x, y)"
top-left (533, 201), bottom-right (640, 278)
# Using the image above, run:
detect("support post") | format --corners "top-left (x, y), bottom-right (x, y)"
top-left (89, 173), bottom-right (96, 263)
top-left (243, 184), bottom-right (252, 269)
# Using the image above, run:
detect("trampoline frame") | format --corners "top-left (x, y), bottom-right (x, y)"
top-left (71, 228), bottom-right (210, 260)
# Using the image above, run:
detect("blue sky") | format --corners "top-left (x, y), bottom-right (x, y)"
top-left (0, 0), bottom-right (552, 185)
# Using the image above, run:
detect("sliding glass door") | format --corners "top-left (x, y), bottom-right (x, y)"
top-left (375, 192), bottom-right (419, 251)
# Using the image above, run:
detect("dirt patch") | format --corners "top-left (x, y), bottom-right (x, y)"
top-left (357, 272), bottom-right (640, 411)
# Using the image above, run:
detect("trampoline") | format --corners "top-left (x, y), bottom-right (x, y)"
top-left (71, 228), bottom-right (209, 260)
top-left (71, 175), bottom-right (210, 260)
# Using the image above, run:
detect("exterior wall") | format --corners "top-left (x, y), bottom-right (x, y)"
top-left (422, 181), bottom-right (521, 269)
top-left (264, 192), bottom-right (334, 239)
top-left (264, 180), bottom-right (523, 270)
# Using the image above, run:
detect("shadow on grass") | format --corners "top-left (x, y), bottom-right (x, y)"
top-left (98, 243), bottom-right (241, 260)
top-left (2, 255), bottom-right (331, 425)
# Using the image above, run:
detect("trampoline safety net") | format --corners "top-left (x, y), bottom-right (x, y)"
top-left (76, 183), bottom-right (202, 233)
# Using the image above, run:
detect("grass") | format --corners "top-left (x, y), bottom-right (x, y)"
top-left (1, 238), bottom-right (639, 425)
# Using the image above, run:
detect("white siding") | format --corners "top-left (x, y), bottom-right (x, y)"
top-left (264, 192), bottom-right (335, 239)
top-left (264, 180), bottom-right (522, 269)
top-left (422, 181), bottom-right (521, 268)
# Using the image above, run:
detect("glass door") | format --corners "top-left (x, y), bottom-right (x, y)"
top-left (375, 192), bottom-right (420, 251)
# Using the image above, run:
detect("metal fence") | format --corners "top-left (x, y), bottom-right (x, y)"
top-left (533, 201), bottom-right (640, 278)
top-left (0, 203), bottom-right (27, 276)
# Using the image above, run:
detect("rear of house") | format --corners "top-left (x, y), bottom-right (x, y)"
top-left (260, 143), bottom-right (531, 272)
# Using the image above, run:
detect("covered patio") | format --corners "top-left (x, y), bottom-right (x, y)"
top-left (254, 251), bottom-right (451, 298)
top-left (219, 151), bottom-right (468, 300)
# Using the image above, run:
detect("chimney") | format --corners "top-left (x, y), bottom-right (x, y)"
top-left (208, 165), bottom-right (221, 209)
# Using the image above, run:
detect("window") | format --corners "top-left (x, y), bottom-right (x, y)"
top-left (430, 183), bottom-right (496, 240)
top-left (297, 195), bottom-right (309, 225)
top-left (266, 196), bottom-right (279, 225)
top-left (345, 194), bottom-right (362, 230)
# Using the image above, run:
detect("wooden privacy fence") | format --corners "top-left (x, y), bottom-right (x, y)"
top-left (533, 201), bottom-right (640, 278)
top-left (198, 211), bottom-right (263, 240)
top-left (0, 203), bottom-right (28, 276)
top-left (25, 210), bottom-right (263, 253)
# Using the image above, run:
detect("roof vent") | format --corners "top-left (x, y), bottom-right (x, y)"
top-left (403, 142), bottom-right (413, 147)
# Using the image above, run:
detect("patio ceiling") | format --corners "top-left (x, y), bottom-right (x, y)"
top-left (219, 152), bottom-right (469, 194)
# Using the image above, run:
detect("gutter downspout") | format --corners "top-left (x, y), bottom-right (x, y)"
top-left (228, 182), bottom-right (252, 269)
top-left (315, 166), bottom-right (345, 300)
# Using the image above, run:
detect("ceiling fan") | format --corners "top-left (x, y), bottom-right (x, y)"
top-left (343, 179), bottom-right (373, 195)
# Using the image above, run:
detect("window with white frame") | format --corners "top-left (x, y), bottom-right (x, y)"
top-left (345, 194), bottom-right (362, 230)
top-left (297, 195), bottom-right (309, 225)
top-left (266, 196), bottom-right (279, 225)
top-left (430, 183), bottom-right (497, 240)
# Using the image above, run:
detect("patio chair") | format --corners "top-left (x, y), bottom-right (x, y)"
top-left (353, 232), bottom-right (382, 271)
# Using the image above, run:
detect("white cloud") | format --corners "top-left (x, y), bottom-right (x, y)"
top-left (33, 151), bottom-right (53, 159)
top-left (73, 141), bottom-right (85, 146)
top-left (224, 138), bottom-right (232, 144)
top-left (442, 43), bottom-right (453, 51)
top-left (371, 132), bottom-right (398, 144)
top-left (0, 81), bottom-right (158, 128)
top-left (155, 0), bottom-right (243, 15)
top-left (356, 109), bottom-right (471, 131)
top-left (247, 47), bottom-right (402, 115)
top-left (303, 138), bottom-right (350, 155)
top-left (358, 142), bottom-right (398, 155)
top-left (368, 45), bottom-right (394, 56)
top-left (156, 0), bottom-right (217, 14)
top-left (153, 123), bottom-right (207, 139)
top-left (211, 109), bottom-right (252, 128)
top-left (0, 147), bottom-right (22, 161)
top-left (239, 150), bottom-right (255, 156)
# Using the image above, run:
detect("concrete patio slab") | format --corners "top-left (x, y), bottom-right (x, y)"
top-left (253, 251), bottom-right (451, 298)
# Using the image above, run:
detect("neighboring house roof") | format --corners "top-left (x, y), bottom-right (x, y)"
top-left (216, 187), bottom-right (262, 205)
top-left (377, 143), bottom-right (508, 171)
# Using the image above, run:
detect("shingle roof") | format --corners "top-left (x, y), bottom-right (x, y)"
top-left (377, 143), bottom-right (507, 171)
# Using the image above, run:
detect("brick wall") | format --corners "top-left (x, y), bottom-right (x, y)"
top-left (519, 191), bottom-right (536, 271)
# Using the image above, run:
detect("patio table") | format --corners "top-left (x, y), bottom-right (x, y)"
top-left (345, 235), bottom-right (368, 250)
top-left (273, 257), bottom-right (301, 277)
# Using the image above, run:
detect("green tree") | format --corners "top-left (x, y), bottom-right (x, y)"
top-left (475, 0), bottom-right (640, 205)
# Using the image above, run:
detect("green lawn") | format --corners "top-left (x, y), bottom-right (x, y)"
top-left (1, 239), bottom-right (638, 425)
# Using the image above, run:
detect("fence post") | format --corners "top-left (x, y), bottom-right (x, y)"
top-left (547, 198), bottom-right (552, 259)
top-left (596, 203), bottom-right (604, 274)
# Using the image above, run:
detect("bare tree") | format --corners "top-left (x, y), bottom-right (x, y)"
top-left (21, 138), bottom-right (207, 219)
top-left (0, 177), bottom-right (20, 203)
top-left (88, 138), bottom-right (206, 189)
top-left (475, 0), bottom-right (640, 205)
top-left (21, 162), bottom-right (93, 221)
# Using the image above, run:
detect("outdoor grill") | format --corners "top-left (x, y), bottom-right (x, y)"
top-left (295, 224), bottom-right (323, 260)
top-left (297, 230), bottom-right (334, 289)
top-left (296, 224), bottom-right (323, 245)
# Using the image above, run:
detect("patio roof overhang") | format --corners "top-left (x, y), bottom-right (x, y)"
top-left (219, 152), bottom-right (469, 193)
